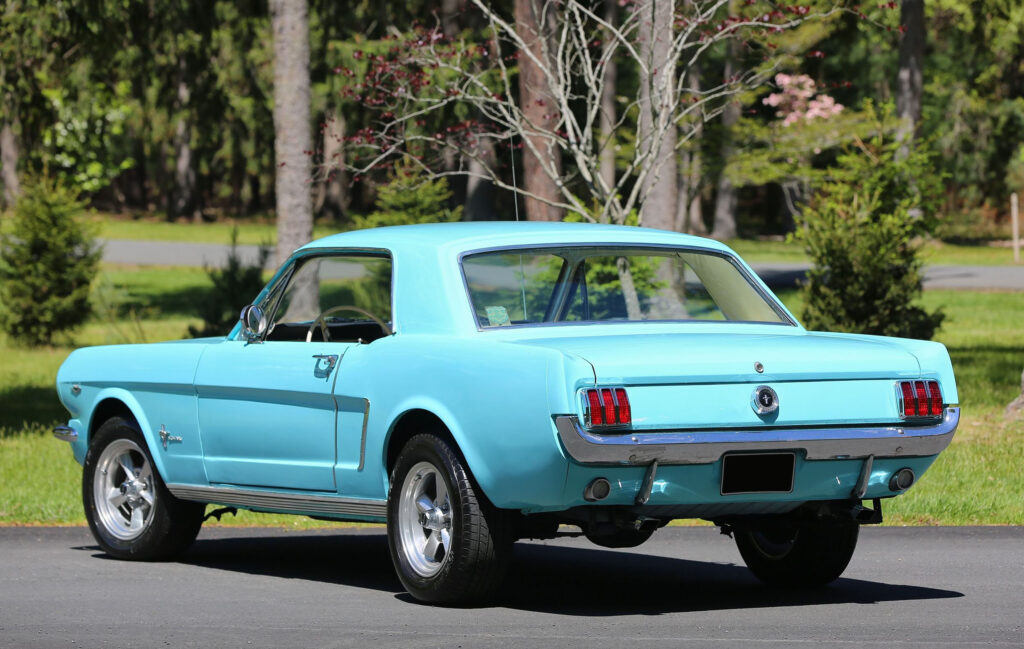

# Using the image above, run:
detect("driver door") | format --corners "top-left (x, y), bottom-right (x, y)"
top-left (194, 252), bottom-right (392, 492)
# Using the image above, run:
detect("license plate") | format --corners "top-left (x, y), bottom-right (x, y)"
top-left (720, 452), bottom-right (795, 495)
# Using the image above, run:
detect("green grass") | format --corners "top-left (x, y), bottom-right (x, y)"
top-left (1, 263), bottom-right (1022, 526)
top-left (726, 238), bottom-right (1021, 267)
top-left (86, 214), bottom-right (342, 246)
top-left (15, 213), bottom-right (1019, 267)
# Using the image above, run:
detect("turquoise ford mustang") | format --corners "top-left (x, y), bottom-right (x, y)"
top-left (54, 222), bottom-right (958, 603)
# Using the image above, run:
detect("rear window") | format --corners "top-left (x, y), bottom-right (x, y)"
top-left (461, 247), bottom-right (790, 328)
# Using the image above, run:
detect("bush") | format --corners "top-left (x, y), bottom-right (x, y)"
top-left (356, 161), bottom-right (461, 228)
top-left (794, 124), bottom-right (944, 340)
top-left (0, 178), bottom-right (100, 346)
top-left (189, 228), bottom-right (270, 338)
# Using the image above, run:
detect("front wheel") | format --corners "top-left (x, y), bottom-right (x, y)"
top-left (734, 519), bottom-right (859, 587)
top-left (387, 434), bottom-right (510, 605)
top-left (83, 417), bottom-right (205, 560)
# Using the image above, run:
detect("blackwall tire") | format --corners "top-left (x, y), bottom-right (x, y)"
top-left (82, 417), bottom-right (204, 560)
top-left (735, 519), bottom-right (859, 587)
top-left (386, 433), bottom-right (510, 605)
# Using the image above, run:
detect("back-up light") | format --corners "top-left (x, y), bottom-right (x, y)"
top-left (583, 388), bottom-right (631, 428)
top-left (897, 380), bottom-right (943, 418)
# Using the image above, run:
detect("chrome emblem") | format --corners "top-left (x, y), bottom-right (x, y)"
top-left (751, 385), bottom-right (779, 415)
top-left (754, 362), bottom-right (764, 374)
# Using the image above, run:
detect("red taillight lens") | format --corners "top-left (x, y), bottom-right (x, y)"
top-left (584, 387), bottom-right (631, 427)
top-left (600, 389), bottom-right (616, 425)
top-left (614, 388), bottom-right (631, 425)
top-left (900, 381), bottom-right (916, 416)
top-left (586, 389), bottom-right (604, 426)
top-left (898, 380), bottom-right (943, 418)
top-left (927, 380), bottom-right (943, 416)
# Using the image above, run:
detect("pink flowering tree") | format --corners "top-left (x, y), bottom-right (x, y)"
top-left (726, 71), bottom-right (877, 217)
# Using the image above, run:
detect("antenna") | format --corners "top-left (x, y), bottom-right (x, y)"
top-left (509, 134), bottom-right (520, 222)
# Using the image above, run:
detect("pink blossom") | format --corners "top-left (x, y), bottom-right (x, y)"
top-left (761, 73), bottom-right (843, 126)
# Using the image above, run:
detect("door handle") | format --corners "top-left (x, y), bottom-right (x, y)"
top-left (312, 354), bottom-right (338, 371)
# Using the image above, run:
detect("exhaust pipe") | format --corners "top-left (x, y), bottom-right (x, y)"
top-left (889, 468), bottom-right (916, 491)
top-left (583, 478), bottom-right (611, 502)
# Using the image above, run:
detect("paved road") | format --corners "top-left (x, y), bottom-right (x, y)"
top-left (100, 238), bottom-right (1024, 290)
top-left (1, 526), bottom-right (1021, 648)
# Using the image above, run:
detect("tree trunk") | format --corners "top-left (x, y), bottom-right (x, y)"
top-left (711, 23), bottom-right (740, 240)
top-left (0, 119), bottom-right (19, 208)
top-left (637, 0), bottom-right (677, 231)
top-left (315, 110), bottom-right (349, 221)
top-left (170, 65), bottom-right (200, 222)
top-left (270, 0), bottom-right (313, 266)
top-left (465, 139), bottom-right (496, 220)
top-left (515, 0), bottom-right (563, 222)
top-left (896, 0), bottom-right (924, 150)
top-left (675, 63), bottom-right (706, 235)
top-left (598, 0), bottom-right (618, 215)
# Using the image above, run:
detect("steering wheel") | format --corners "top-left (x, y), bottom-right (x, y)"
top-left (305, 305), bottom-right (393, 343)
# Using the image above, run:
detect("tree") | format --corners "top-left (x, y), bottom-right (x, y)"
top-left (794, 106), bottom-right (943, 340)
top-left (636, 0), bottom-right (677, 231)
top-left (341, 0), bottom-right (844, 227)
top-left (270, 0), bottom-right (314, 266)
top-left (0, 178), bottom-right (100, 346)
top-left (514, 0), bottom-right (563, 221)
top-left (894, 0), bottom-right (923, 149)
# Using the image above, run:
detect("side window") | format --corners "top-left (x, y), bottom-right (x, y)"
top-left (265, 254), bottom-right (392, 342)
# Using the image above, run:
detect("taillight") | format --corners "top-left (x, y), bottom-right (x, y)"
top-left (897, 380), bottom-right (943, 418)
top-left (583, 387), bottom-right (631, 428)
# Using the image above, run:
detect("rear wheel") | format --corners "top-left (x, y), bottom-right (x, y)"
top-left (387, 433), bottom-right (510, 604)
top-left (83, 417), bottom-right (204, 560)
top-left (735, 519), bottom-right (859, 587)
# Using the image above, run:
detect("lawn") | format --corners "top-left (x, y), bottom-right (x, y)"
top-left (727, 238), bottom-right (1021, 266)
top-left (0, 264), bottom-right (1021, 527)
top-left (22, 213), bottom-right (1017, 267)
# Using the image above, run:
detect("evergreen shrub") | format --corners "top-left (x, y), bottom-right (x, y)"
top-left (0, 178), bottom-right (100, 346)
top-left (794, 128), bottom-right (944, 340)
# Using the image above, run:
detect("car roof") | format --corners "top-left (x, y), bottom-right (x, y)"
top-left (297, 221), bottom-right (733, 256)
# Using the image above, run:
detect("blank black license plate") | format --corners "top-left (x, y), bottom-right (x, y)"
top-left (720, 453), bottom-right (795, 495)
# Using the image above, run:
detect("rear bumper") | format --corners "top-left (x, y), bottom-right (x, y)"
top-left (555, 407), bottom-right (958, 466)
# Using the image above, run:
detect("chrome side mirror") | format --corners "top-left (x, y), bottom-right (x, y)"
top-left (239, 304), bottom-right (268, 342)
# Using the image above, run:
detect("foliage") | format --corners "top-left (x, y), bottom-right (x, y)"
top-left (355, 162), bottom-right (462, 229)
top-left (188, 228), bottom-right (270, 338)
top-left (794, 115), bottom-right (944, 339)
top-left (0, 178), bottom-right (100, 346)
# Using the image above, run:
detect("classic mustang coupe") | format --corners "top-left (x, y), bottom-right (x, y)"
top-left (55, 222), bottom-right (958, 603)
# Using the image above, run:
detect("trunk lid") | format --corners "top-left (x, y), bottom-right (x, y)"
top-left (519, 330), bottom-right (921, 429)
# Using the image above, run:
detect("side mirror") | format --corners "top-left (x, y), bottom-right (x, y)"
top-left (239, 304), bottom-right (268, 342)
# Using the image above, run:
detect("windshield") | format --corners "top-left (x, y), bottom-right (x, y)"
top-left (461, 247), bottom-right (791, 328)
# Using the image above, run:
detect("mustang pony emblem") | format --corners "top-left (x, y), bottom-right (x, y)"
top-left (752, 385), bottom-right (779, 415)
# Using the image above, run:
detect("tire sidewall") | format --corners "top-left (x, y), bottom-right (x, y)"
top-left (386, 435), bottom-right (464, 600)
top-left (82, 417), bottom-right (200, 560)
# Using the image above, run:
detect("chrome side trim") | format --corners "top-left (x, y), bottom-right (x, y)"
top-left (166, 484), bottom-right (387, 519)
top-left (357, 398), bottom-right (370, 471)
top-left (555, 408), bottom-right (959, 466)
top-left (53, 425), bottom-right (78, 442)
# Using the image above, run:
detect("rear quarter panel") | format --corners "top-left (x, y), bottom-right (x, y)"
top-left (339, 334), bottom-right (590, 510)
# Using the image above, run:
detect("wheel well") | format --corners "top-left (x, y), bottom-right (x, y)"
top-left (385, 409), bottom-right (459, 476)
top-left (89, 399), bottom-right (139, 445)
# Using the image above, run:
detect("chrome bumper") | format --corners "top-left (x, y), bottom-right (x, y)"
top-left (555, 408), bottom-right (959, 466)
top-left (52, 425), bottom-right (78, 442)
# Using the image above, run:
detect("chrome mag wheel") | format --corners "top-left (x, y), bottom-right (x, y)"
top-left (92, 438), bottom-right (156, 541)
top-left (397, 461), bottom-right (453, 578)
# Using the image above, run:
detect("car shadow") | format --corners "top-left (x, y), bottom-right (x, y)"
top-left (85, 529), bottom-right (963, 615)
